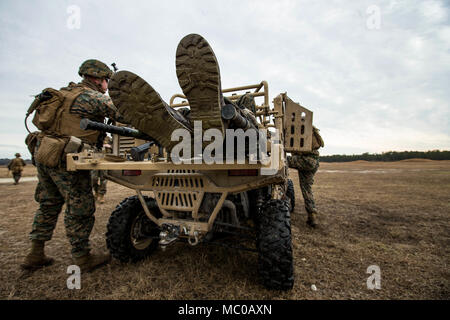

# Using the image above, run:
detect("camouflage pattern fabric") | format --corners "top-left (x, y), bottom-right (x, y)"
top-left (70, 80), bottom-right (126, 123)
top-left (179, 94), bottom-right (259, 159)
top-left (181, 93), bottom-right (257, 124)
top-left (235, 93), bottom-right (256, 114)
top-left (91, 170), bottom-right (107, 196)
top-left (287, 152), bottom-right (320, 215)
top-left (31, 161), bottom-right (95, 258)
top-left (233, 93), bottom-right (259, 128)
top-left (28, 75), bottom-right (124, 258)
top-left (78, 59), bottom-right (112, 79)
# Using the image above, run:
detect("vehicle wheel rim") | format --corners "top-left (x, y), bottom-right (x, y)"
top-left (130, 212), bottom-right (154, 250)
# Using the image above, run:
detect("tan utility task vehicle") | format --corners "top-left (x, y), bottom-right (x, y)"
top-left (67, 81), bottom-right (314, 290)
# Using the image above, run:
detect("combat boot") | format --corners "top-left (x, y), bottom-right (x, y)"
top-left (108, 71), bottom-right (192, 152)
top-left (73, 252), bottom-right (111, 273)
top-left (176, 34), bottom-right (225, 135)
top-left (306, 212), bottom-right (318, 228)
top-left (21, 240), bottom-right (55, 270)
top-left (98, 194), bottom-right (105, 204)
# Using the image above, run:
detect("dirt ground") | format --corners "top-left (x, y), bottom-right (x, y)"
top-left (0, 160), bottom-right (449, 300)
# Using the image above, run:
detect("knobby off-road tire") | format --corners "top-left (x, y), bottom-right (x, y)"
top-left (106, 196), bottom-right (162, 263)
top-left (286, 179), bottom-right (295, 213)
top-left (256, 199), bottom-right (294, 290)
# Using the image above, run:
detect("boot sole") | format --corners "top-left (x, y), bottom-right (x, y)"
top-left (176, 34), bottom-right (224, 134)
top-left (108, 71), bottom-right (192, 151)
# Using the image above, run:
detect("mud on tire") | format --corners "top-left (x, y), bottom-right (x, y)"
top-left (106, 196), bottom-right (162, 263)
top-left (256, 199), bottom-right (294, 290)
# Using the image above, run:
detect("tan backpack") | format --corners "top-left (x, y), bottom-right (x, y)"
top-left (24, 84), bottom-right (87, 167)
top-left (25, 85), bottom-right (84, 133)
top-left (8, 158), bottom-right (24, 173)
top-left (312, 126), bottom-right (324, 150)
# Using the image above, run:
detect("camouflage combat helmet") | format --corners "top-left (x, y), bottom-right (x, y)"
top-left (78, 59), bottom-right (113, 79)
top-left (15, 153), bottom-right (20, 157)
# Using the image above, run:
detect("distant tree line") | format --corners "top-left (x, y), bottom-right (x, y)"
top-left (0, 158), bottom-right (32, 166)
top-left (319, 150), bottom-right (450, 162)
top-left (1, 150), bottom-right (449, 165)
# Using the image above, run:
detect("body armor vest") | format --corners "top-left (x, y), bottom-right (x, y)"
top-left (47, 83), bottom-right (100, 145)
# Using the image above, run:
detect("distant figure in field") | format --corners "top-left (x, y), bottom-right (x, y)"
top-left (8, 153), bottom-right (26, 185)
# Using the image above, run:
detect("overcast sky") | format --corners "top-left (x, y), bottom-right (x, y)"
top-left (0, 0), bottom-right (449, 158)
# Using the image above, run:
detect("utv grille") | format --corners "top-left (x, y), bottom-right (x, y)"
top-left (152, 170), bottom-right (204, 212)
top-left (156, 191), bottom-right (199, 211)
top-left (151, 173), bottom-right (204, 189)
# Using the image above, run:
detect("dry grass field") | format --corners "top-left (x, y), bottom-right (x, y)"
top-left (0, 160), bottom-right (449, 300)
top-left (0, 165), bottom-right (37, 178)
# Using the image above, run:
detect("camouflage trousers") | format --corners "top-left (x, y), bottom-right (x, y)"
top-left (91, 170), bottom-right (107, 196)
top-left (30, 162), bottom-right (96, 258)
top-left (12, 172), bottom-right (22, 184)
top-left (287, 153), bottom-right (320, 214)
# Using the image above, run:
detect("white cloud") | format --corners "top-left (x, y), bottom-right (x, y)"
top-left (421, 0), bottom-right (448, 23)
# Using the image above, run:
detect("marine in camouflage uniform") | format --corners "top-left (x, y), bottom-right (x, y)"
top-left (22, 59), bottom-right (126, 272)
top-left (177, 93), bottom-right (258, 126)
top-left (8, 153), bottom-right (26, 185)
top-left (287, 127), bottom-right (324, 228)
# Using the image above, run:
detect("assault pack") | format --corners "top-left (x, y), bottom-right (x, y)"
top-left (25, 83), bottom-right (87, 134)
top-left (24, 83), bottom-right (97, 167)
top-left (312, 126), bottom-right (325, 150)
top-left (8, 158), bottom-right (25, 173)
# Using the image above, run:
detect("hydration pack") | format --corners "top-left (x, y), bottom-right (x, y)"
top-left (25, 85), bottom-right (84, 134)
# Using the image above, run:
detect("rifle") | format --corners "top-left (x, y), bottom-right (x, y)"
top-left (80, 118), bottom-right (160, 161)
top-left (80, 118), bottom-right (155, 141)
